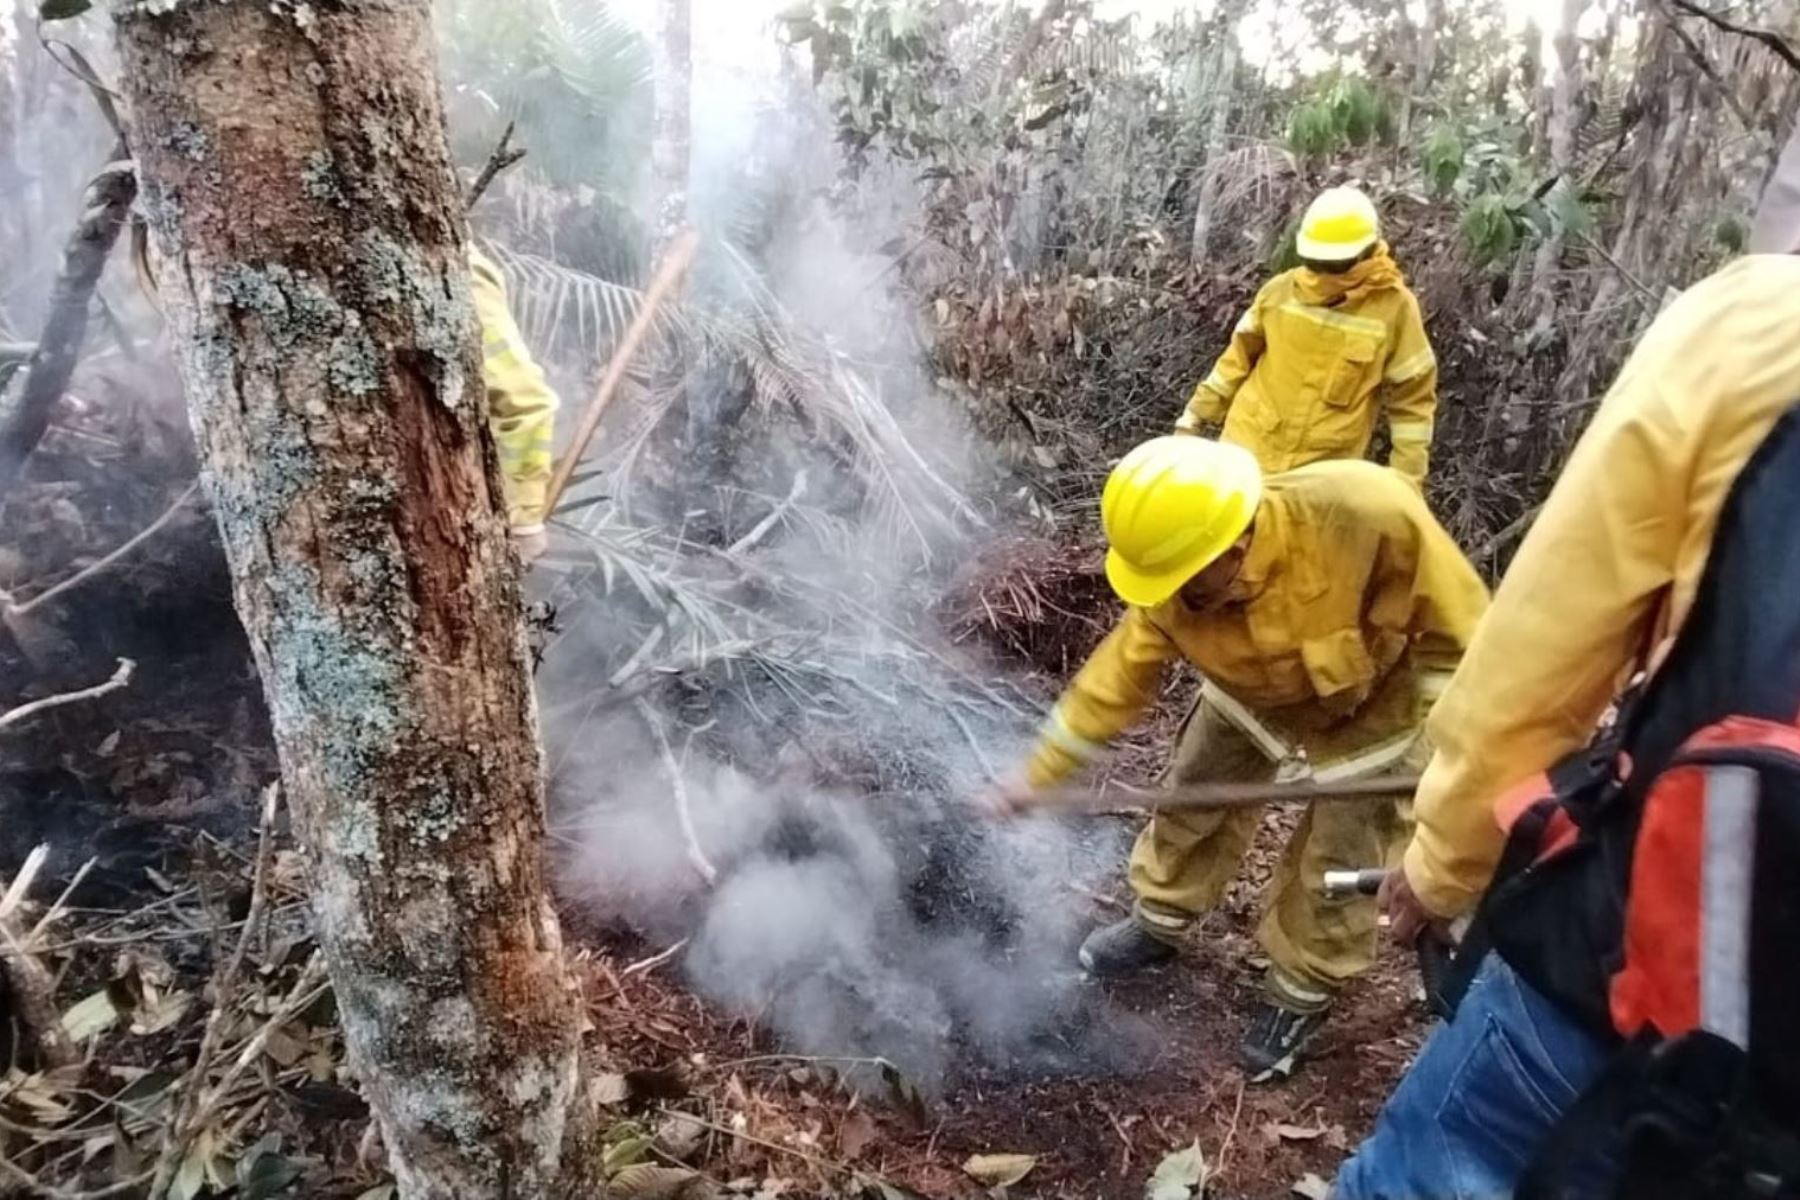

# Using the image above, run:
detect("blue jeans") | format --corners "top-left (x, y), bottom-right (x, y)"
top-left (1333, 956), bottom-right (1616, 1200)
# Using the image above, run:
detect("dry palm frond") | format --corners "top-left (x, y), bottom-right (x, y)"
top-left (519, 232), bottom-right (979, 560)
top-left (1194, 141), bottom-right (1299, 229)
top-left (483, 241), bottom-right (686, 367)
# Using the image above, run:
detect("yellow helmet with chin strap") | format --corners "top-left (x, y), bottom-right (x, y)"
top-left (1100, 437), bottom-right (1262, 608)
top-left (1296, 185), bottom-right (1380, 262)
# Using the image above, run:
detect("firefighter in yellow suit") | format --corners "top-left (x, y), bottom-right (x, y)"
top-left (469, 246), bottom-right (559, 560)
top-left (989, 437), bottom-right (1488, 1080)
top-left (1179, 187), bottom-right (1439, 489)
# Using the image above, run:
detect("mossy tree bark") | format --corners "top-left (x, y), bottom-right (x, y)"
top-left (111, 2), bottom-right (595, 1195)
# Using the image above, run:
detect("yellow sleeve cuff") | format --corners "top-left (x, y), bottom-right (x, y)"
top-left (1402, 833), bottom-right (1485, 920)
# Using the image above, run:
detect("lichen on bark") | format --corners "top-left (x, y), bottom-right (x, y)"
top-left (111, 1), bottom-right (597, 1195)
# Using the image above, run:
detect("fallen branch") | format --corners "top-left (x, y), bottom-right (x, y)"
top-left (637, 700), bottom-right (719, 888)
top-left (621, 937), bottom-right (690, 979)
top-left (0, 658), bottom-right (135, 733)
top-left (1666, 0), bottom-right (1800, 74)
top-left (0, 149), bottom-right (137, 496)
top-left (4, 482), bottom-right (199, 620)
top-left (0, 846), bottom-right (77, 1068)
top-left (726, 469), bottom-right (808, 556)
top-left (466, 120), bottom-right (526, 209)
top-left (545, 229), bottom-right (702, 515)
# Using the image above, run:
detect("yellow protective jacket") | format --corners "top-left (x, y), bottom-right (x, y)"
top-left (1406, 255), bottom-right (1800, 919)
top-left (1179, 246), bottom-right (1438, 488)
top-left (469, 246), bottom-right (560, 531)
top-left (1026, 461), bottom-right (1488, 789)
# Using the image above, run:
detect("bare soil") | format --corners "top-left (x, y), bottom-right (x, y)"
top-left (581, 802), bottom-right (1429, 1200)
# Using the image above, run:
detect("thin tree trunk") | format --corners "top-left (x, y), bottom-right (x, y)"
top-left (1395, 0), bottom-right (1445, 147)
top-left (651, 0), bottom-right (691, 252)
top-left (0, 149), bottom-right (134, 495)
top-left (1528, 0), bottom-right (1587, 325)
top-left (1189, 0), bottom-right (1244, 266)
top-left (111, 3), bottom-right (595, 1196)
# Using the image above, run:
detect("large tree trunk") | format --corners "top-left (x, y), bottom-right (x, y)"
top-left (111, 3), bottom-right (594, 1196)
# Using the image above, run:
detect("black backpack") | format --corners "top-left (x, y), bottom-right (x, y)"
top-left (1453, 406), bottom-right (1800, 1199)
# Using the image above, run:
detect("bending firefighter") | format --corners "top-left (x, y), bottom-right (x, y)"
top-left (992, 437), bottom-right (1488, 1080)
top-left (1179, 187), bottom-right (1439, 489)
top-left (469, 246), bottom-right (560, 560)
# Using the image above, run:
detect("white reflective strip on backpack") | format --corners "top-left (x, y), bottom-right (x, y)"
top-left (1700, 765), bottom-right (1759, 1049)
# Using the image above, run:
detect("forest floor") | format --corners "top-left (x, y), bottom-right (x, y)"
top-left (580, 808), bottom-right (1429, 1200)
top-left (0, 416), bottom-right (1429, 1197)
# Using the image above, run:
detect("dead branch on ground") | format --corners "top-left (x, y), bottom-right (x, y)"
top-left (0, 847), bottom-right (77, 1068)
top-left (3, 483), bottom-right (199, 620)
top-left (0, 659), bottom-right (135, 733)
top-left (638, 701), bottom-right (720, 888)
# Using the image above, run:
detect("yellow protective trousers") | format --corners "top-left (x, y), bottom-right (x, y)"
top-left (1127, 692), bottom-right (1417, 1009)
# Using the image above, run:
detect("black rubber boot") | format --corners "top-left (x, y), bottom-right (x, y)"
top-left (1077, 917), bottom-right (1177, 977)
top-left (1238, 999), bottom-right (1330, 1082)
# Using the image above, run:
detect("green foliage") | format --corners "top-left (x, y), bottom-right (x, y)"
top-left (1546, 180), bottom-right (1594, 241)
top-left (783, 0), bottom-right (954, 164)
top-left (438, 0), bottom-right (650, 195)
top-left (1287, 101), bottom-right (1339, 159)
top-left (1287, 75), bottom-right (1394, 159)
top-left (1329, 77), bottom-right (1383, 147)
top-left (38, 0), bottom-right (89, 17)
top-left (1422, 126), bottom-right (1464, 198)
top-left (1461, 193), bottom-right (1519, 266)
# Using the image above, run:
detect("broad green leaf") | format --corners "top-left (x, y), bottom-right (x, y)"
top-left (39, 0), bottom-right (92, 19)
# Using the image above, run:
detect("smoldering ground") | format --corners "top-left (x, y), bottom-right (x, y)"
top-left (552, 699), bottom-right (1163, 1094)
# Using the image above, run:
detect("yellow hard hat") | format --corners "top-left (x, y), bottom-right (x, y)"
top-left (1100, 437), bottom-right (1263, 608)
top-left (1296, 186), bottom-right (1379, 262)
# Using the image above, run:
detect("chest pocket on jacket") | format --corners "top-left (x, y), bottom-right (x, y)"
top-left (1324, 335), bottom-right (1380, 408)
top-left (1301, 629), bottom-right (1377, 716)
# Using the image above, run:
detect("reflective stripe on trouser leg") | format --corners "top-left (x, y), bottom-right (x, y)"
top-left (1258, 790), bottom-right (1409, 1004)
top-left (1129, 696), bottom-right (1271, 932)
top-left (1701, 765), bottom-right (1758, 1049)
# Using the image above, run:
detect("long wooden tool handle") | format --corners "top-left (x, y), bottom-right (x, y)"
top-left (543, 228), bottom-right (702, 515)
top-left (1038, 773), bottom-right (1422, 814)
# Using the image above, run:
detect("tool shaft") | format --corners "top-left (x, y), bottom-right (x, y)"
top-left (1038, 773), bottom-right (1420, 815)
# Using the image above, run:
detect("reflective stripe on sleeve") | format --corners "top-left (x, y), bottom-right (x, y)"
top-left (1389, 418), bottom-right (1434, 445)
top-left (1385, 348), bottom-right (1437, 383)
top-left (1039, 704), bottom-right (1108, 766)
